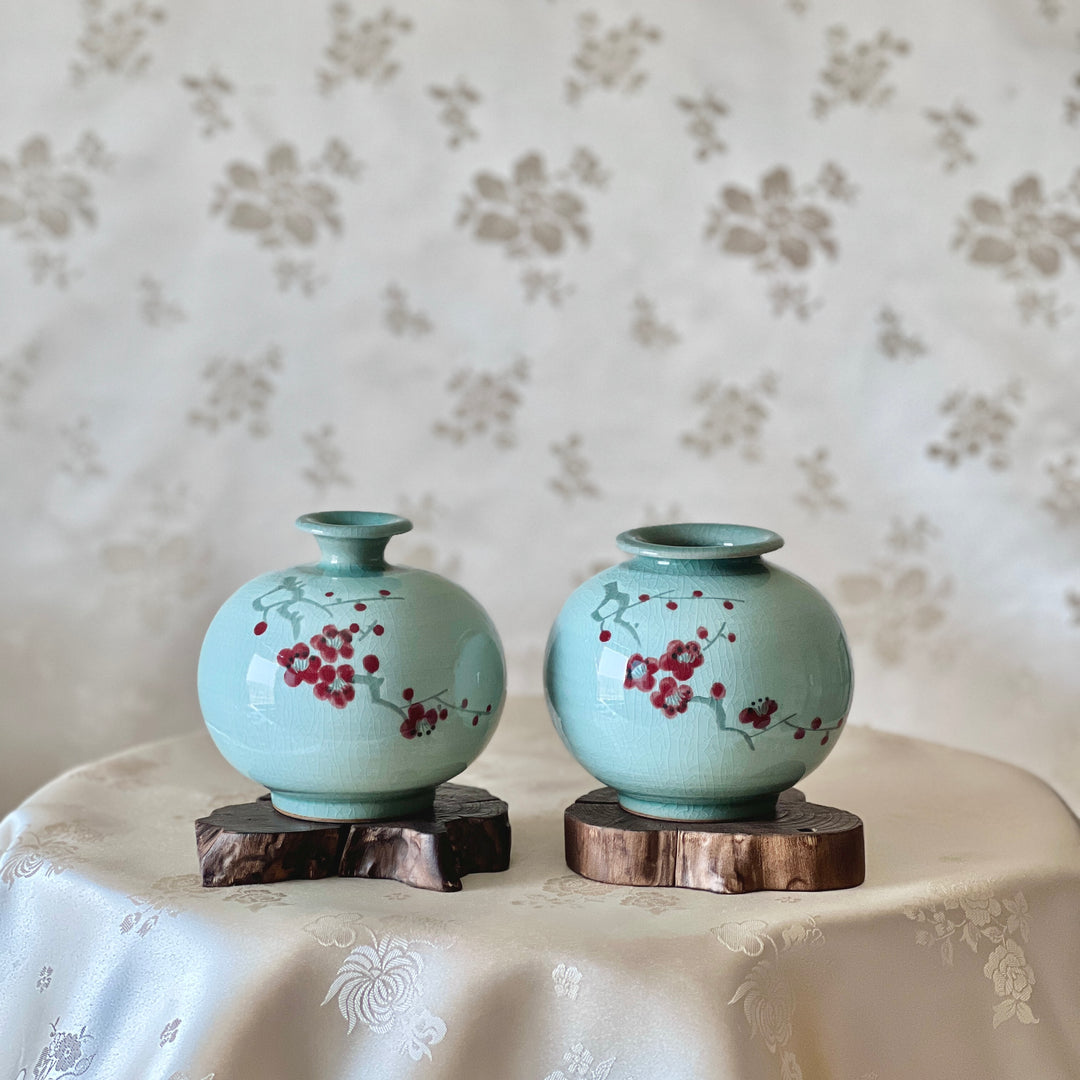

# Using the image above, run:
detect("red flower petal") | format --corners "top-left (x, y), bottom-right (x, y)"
top-left (253, 621), bottom-right (268, 636)
top-left (723, 600), bottom-right (734, 610)
top-left (403, 688), bottom-right (414, 701)
top-left (599, 630), bottom-right (611, 642)
top-left (794, 728), bottom-right (805, 739)
top-left (711, 682), bottom-right (725, 699)
top-left (373, 625), bottom-right (385, 636)
top-left (810, 717), bottom-right (821, 730)
top-left (362, 654), bottom-right (379, 674)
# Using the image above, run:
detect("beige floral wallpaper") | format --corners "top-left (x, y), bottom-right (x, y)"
top-left (1, 0), bottom-right (1078, 814)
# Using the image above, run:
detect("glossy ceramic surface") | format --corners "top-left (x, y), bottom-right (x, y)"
top-left (544, 523), bottom-right (853, 821)
top-left (198, 511), bottom-right (506, 821)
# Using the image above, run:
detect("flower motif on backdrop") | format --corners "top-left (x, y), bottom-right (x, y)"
top-left (317, 4), bottom-right (413, 94)
top-left (427, 79), bottom-right (482, 149)
top-left (458, 152), bottom-right (591, 258)
top-left (811, 25), bottom-right (912, 119)
top-left (682, 371), bottom-right (779, 461)
top-left (211, 142), bottom-right (361, 250)
top-left (953, 173), bottom-right (1080, 326)
top-left (0, 134), bottom-right (111, 287)
top-left (70, 0), bottom-right (166, 85)
top-left (434, 356), bottom-right (530, 449)
top-left (926, 380), bottom-right (1024, 471)
top-left (675, 91), bottom-right (730, 161)
top-left (457, 149), bottom-right (608, 303)
top-left (187, 346), bottom-right (282, 439)
top-left (925, 102), bottom-right (979, 172)
top-left (836, 517), bottom-right (952, 667)
top-left (181, 69), bottom-right (235, 138)
top-left (565, 11), bottom-right (662, 105)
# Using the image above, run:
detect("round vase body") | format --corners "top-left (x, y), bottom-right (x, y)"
top-left (544, 524), bottom-right (853, 822)
top-left (198, 512), bottom-right (506, 821)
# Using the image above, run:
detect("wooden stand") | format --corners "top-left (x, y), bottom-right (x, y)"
top-left (565, 787), bottom-right (864, 894)
top-left (195, 784), bottom-right (510, 893)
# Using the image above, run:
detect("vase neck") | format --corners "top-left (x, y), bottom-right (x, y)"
top-left (295, 511), bottom-right (413, 575)
top-left (314, 536), bottom-right (393, 572)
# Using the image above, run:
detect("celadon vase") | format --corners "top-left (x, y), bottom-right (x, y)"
top-left (197, 511), bottom-right (506, 821)
top-left (544, 523), bottom-right (853, 822)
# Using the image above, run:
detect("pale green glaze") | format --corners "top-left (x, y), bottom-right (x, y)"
top-left (544, 523), bottom-right (853, 822)
top-left (197, 511), bottom-right (506, 821)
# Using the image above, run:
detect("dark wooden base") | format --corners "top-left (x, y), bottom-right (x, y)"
top-left (196, 784), bottom-right (510, 893)
top-left (565, 788), bottom-right (864, 894)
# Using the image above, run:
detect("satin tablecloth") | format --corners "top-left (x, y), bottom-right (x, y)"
top-left (2, 698), bottom-right (1079, 1080)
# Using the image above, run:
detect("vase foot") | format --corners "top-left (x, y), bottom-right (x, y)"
top-left (269, 788), bottom-right (436, 822)
top-left (617, 791), bottom-right (779, 822)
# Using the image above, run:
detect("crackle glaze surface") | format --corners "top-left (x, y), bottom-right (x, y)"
top-left (544, 524), bottom-right (853, 820)
top-left (197, 513), bottom-right (505, 820)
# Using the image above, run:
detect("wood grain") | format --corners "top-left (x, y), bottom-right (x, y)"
top-left (196, 783), bottom-right (510, 892)
top-left (564, 788), bottom-right (864, 894)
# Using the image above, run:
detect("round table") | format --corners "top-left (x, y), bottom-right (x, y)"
top-left (2, 698), bottom-right (1079, 1079)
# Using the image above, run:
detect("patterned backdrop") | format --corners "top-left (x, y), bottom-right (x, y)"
top-left (1, 0), bottom-right (1078, 815)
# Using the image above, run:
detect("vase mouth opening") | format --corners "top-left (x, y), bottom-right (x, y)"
top-left (295, 511), bottom-right (413, 539)
top-left (616, 523), bottom-right (784, 560)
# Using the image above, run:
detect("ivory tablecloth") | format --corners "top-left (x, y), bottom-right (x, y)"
top-left (2, 697), bottom-right (1079, 1080)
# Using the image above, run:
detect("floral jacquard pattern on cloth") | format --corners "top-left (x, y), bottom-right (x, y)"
top-left (2, 702), bottom-right (1080, 1079)
top-left (906, 887), bottom-right (1039, 1029)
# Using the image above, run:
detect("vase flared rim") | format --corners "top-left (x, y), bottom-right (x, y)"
top-left (295, 511), bottom-right (413, 539)
top-left (615, 523), bottom-right (784, 560)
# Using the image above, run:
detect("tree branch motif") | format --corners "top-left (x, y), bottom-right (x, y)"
top-left (593, 583), bottom-right (846, 748)
top-left (249, 577), bottom-right (492, 738)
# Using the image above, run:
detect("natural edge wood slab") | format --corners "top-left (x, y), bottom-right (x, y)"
top-left (196, 783), bottom-right (511, 893)
top-left (565, 787), bottom-right (864, 894)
